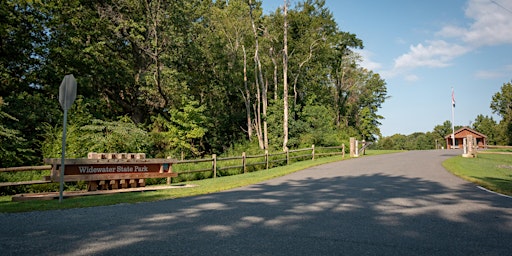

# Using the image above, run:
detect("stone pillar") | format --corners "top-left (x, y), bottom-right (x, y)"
top-left (463, 135), bottom-right (477, 158)
top-left (350, 137), bottom-right (356, 157)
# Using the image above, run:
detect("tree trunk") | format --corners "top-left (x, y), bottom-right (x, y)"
top-left (263, 78), bottom-right (269, 149)
top-left (248, 0), bottom-right (265, 149)
top-left (255, 70), bottom-right (264, 149)
top-left (282, 1), bottom-right (289, 151)
top-left (270, 47), bottom-right (279, 101)
top-left (242, 45), bottom-right (253, 140)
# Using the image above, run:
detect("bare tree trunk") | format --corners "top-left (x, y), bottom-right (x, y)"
top-left (248, 0), bottom-right (265, 149)
top-left (242, 45), bottom-right (252, 140)
top-left (263, 78), bottom-right (269, 149)
top-left (254, 70), bottom-right (264, 149)
top-left (270, 47), bottom-right (279, 101)
top-left (282, 1), bottom-right (289, 151)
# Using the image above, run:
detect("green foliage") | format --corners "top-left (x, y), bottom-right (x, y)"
top-left (294, 104), bottom-right (338, 147)
top-left (490, 81), bottom-right (512, 118)
top-left (491, 81), bottom-right (512, 145)
top-left (76, 117), bottom-right (152, 156)
top-left (150, 96), bottom-right (207, 159)
top-left (375, 132), bottom-right (435, 150)
top-left (221, 139), bottom-right (266, 158)
top-left (432, 120), bottom-right (453, 143)
top-left (0, 97), bottom-right (35, 167)
top-left (266, 99), bottom-right (285, 150)
top-left (472, 114), bottom-right (498, 145)
top-left (42, 115), bottom-right (152, 159)
top-left (1, 0), bottom-right (390, 167)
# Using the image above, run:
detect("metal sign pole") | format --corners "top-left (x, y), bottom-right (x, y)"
top-left (58, 74), bottom-right (77, 203)
top-left (59, 109), bottom-right (68, 202)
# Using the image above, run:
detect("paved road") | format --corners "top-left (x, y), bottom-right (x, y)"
top-left (1, 150), bottom-right (511, 255)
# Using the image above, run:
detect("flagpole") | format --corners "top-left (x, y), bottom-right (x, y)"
top-left (451, 87), bottom-right (455, 149)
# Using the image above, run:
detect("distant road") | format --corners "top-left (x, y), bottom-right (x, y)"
top-left (1, 150), bottom-right (511, 256)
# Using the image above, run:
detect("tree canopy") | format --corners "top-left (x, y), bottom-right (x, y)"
top-left (1, 0), bottom-right (390, 167)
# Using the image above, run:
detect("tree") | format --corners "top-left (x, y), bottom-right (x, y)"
top-left (0, 0), bottom-right (47, 96)
top-left (490, 81), bottom-right (512, 145)
top-left (150, 96), bottom-right (207, 159)
top-left (433, 121), bottom-right (452, 144)
top-left (296, 104), bottom-right (337, 146)
top-left (355, 71), bottom-right (387, 141)
top-left (1, 0), bottom-right (392, 166)
top-left (472, 114), bottom-right (498, 145)
top-left (95, 0), bottom-right (195, 122)
top-left (248, 0), bottom-right (268, 149)
top-left (0, 97), bottom-right (33, 167)
top-left (282, 0), bottom-right (289, 151)
top-left (208, 0), bottom-right (253, 142)
top-left (0, 1), bottom-right (58, 166)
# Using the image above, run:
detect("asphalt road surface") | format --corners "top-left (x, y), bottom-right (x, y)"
top-left (1, 150), bottom-right (511, 256)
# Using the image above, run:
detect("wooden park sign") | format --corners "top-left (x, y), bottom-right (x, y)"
top-left (44, 153), bottom-right (177, 191)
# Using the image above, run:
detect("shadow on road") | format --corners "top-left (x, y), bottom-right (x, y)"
top-left (3, 165), bottom-right (510, 256)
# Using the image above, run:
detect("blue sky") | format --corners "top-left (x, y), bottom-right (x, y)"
top-left (262, 0), bottom-right (512, 136)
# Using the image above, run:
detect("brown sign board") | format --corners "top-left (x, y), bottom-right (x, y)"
top-left (44, 158), bottom-right (177, 182)
top-left (61, 163), bottom-right (168, 176)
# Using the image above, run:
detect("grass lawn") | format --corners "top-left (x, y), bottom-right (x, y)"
top-left (443, 153), bottom-right (512, 196)
top-left (0, 150), bottom-right (402, 213)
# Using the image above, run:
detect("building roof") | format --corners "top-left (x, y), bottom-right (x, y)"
top-left (444, 127), bottom-right (487, 139)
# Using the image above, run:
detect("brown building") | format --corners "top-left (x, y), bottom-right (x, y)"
top-left (445, 127), bottom-right (487, 149)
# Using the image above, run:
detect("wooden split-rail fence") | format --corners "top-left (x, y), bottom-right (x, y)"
top-left (0, 144), bottom-right (346, 192)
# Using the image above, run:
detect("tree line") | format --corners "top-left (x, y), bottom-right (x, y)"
top-left (0, 0), bottom-right (388, 168)
top-left (375, 81), bottom-right (512, 150)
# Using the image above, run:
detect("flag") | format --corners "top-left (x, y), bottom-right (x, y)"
top-left (451, 89), bottom-right (455, 108)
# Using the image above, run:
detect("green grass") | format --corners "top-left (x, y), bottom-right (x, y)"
top-left (443, 153), bottom-right (512, 196)
top-left (0, 150), bottom-right (401, 213)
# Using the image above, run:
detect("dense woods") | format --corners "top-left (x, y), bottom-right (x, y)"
top-left (3, 0), bottom-right (509, 169)
top-left (0, 0), bottom-right (388, 167)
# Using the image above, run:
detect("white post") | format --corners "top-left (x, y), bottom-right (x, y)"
top-left (451, 88), bottom-right (455, 149)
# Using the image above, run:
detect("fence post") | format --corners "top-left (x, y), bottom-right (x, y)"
top-left (212, 154), bottom-right (217, 178)
top-left (242, 152), bottom-right (247, 173)
top-left (265, 150), bottom-right (269, 170)
top-left (312, 144), bottom-right (315, 160)
top-left (342, 144), bottom-right (345, 158)
top-left (167, 163), bottom-right (172, 185)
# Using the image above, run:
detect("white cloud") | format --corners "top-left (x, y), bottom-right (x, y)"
top-left (475, 64), bottom-right (512, 79)
top-left (474, 70), bottom-right (504, 79)
top-left (438, 0), bottom-right (512, 46)
top-left (355, 49), bottom-right (382, 71)
top-left (390, 0), bottom-right (512, 77)
top-left (404, 74), bottom-right (419, 82)
top-left (393, 40), bottom-right (469, 70)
